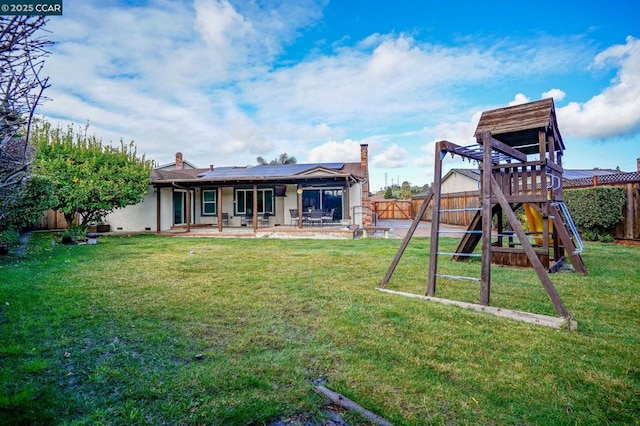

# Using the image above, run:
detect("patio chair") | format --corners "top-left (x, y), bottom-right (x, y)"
top-left (321, 209), bottom-right (335, 226)
top-left (220, 212), bottom-right (229, 226)
top-left (259, 212), bottom-right (271, 227)
top-left (308, 209), bottom-right (323, 226)
top-left (289, 209), bottom-right (299, 226)
top-left (241, 210), bottom-right (252, 227)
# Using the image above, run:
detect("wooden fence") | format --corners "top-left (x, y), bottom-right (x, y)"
top-left (31, 209), bottom-right (70, 230)
top-left (412, 191), bottom-right (480, 226)
top-left (374, 192), bottom-right (480, 226)
top-left (372, 200), bottom-right (413, 220)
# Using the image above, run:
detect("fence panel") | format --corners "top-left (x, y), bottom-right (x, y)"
top-left (372, 200), bottom-right (413, 220)
top-left (412, 191), bottom-right (480, 226)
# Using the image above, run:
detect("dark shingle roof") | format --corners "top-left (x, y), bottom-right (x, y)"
top-left (151, 162), bottom-right (365, 184)
top-left (197, 163), bottom-right (345, 179)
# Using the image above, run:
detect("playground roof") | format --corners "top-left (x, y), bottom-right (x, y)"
top-left (474, 98), bottom-right (565, 156)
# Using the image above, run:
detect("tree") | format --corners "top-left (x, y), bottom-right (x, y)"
top-left (383, 186), bottom-right (394, 199)
top-left (256, 152), bottom-right (297, 165)
top-left (398, 181), bottom-right (413, 199)
top-left (0, 17), bottom-right (52, 230)
top-left (33, 121), bottom-right (154, 227)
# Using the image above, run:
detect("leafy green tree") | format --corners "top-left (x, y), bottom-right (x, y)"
top-left (399, 181), bottom-right (413, 199)
top-left (33, 121), bottom-right (153, 227)
top-left (0, 174), bottom-right (55, 230)
top-left (383, 186), bottom-right (394, 199)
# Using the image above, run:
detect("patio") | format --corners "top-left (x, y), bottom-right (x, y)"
top-left (161, 221), bottom-right (359, 239)
top-left (159, 220), bottom-right (468, 240)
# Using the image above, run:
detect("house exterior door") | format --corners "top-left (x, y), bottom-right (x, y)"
top-left (173, 189), bottom-right (195, 225)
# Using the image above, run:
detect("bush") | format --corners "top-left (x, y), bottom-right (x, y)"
top-left (0, 229), bottom-right (21, 247)
top-left (564, 186), bottom-right (625, 239)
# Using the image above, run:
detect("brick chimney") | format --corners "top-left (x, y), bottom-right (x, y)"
top-left (360, 144), bottom-right (373, 227)
top-left (175, 152), bottom-right (183, 170)
top-left (209, 164), bottom-right (214, 172)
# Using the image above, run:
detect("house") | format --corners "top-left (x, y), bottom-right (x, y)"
top-left (105, 145), bottom-right (372, 234)
top-left (440, 168), bottom-right (480, 193)
top-left (441, 167), bottom-right (624, 194)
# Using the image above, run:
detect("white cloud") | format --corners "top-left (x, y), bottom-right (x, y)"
top-left (542, 88), bottom-right (566, 101)
top-left (371, 143), bottom-right (408, 168)
top-left (36, 0), bottom-right (637, 176)
top-left (558, 36), bottom-right (640, 139)
top-left (307, 139), bottom-right (361, 162)
top-left (509, 93), bottom-right (531, 106)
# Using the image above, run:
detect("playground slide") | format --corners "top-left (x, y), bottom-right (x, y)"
top-left (523, 203), bottom-right (552, 245)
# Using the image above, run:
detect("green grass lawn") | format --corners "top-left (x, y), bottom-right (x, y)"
top-left (0, 233), bottom-right (638, 425)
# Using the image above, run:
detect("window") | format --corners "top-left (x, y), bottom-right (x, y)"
top-left (235, 188), bottom-right (274, 214)
top-left (302, 187), bottom-right (343, 219)
top-left (202, 189), bottom-right (217, 215)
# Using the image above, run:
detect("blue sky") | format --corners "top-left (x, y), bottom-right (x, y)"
top-left (40, 0), bottom-right (640, 190)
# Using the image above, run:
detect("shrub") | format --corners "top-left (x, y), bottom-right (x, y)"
top-left (0, 229), bottom-right (21, 247)
top-left (564, 186), bottom-right (625, 240)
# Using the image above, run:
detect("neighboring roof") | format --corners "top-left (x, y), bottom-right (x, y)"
top-left (475, 98), bottom-right (565, 155)
top-left (563, 169), bottom-right (621, 180)
top-left (564, 170), bottom-right (640, 188)
top-left (151, 162), bottom-right (365, 185)
top-left (440, 168), bottom-right (627, 183)
top-left (197, 163), bottom-right (346, 179)
top-left (443, 168), bottom-right (480, 182)
top-left (155, 159), bottom-right (198, 171)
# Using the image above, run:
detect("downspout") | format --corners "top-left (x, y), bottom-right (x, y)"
top-left (252, 184), bottom-right (258, 233)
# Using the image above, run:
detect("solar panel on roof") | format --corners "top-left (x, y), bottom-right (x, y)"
top-left (197, 163), bottom-right (345, 179)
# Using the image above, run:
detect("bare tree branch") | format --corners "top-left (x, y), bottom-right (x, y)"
top-left (0, 16), bottom-right (52, 227)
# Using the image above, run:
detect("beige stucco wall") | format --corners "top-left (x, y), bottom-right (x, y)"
top-left (104, 182), bottom-right (364, 232)
top-left (104, 186), bottom-right (157, 232)
top-left (441, 172), bottom-right (479, 194)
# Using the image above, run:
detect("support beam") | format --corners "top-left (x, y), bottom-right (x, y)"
top-left (480, 132), bottom-right (493, 305)
top-left (427, 143), bottom-right (444, 296)
top-left (252, 184), bottom-right (258, 232)
top-left (186, 189), bottom-right (191, 232)
top-left (217, 186), bottom-right (223, 232)
top-left (377, 289), bottom-right (577, 330)
top-left (297, 185), bottom-right (303, 228)
top-left (478, 135), bottom-right (527, 162)
top-left (156, 187), bottom-right (161, 232)
top-left (490, 175), bottom-right (571, 319)
top-left (379, 190), bottom-right (433, 288)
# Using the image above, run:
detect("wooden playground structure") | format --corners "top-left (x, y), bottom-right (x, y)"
top-left (379, 99), bottom-right (587, 329)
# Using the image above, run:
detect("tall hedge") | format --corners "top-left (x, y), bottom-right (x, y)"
top-left (564, 186), bottom-right (625, 240)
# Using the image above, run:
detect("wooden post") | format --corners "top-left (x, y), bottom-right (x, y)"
top-left (156, 186), bottom-right (161, 232)
top-left (380, 191), bottom-right (433, 288)
top-left (298, 185), bottom-right (303, 228)
top-left (252, 185), bottom-right (258, 232)
top-left (427, 143), bottom-right (445, 296)
top-left (217, 186), bottom-right (223, 232)
top-left (186, 189), bottom-right (191, 232)
top-left (626, 184), bottom-right (634, 239)
top-left (491, 176), bottom-right (570, 319)
top-left (344, 178), bottom-right (350, 222)
top-left (480, 132), bottom-right (493, 306)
